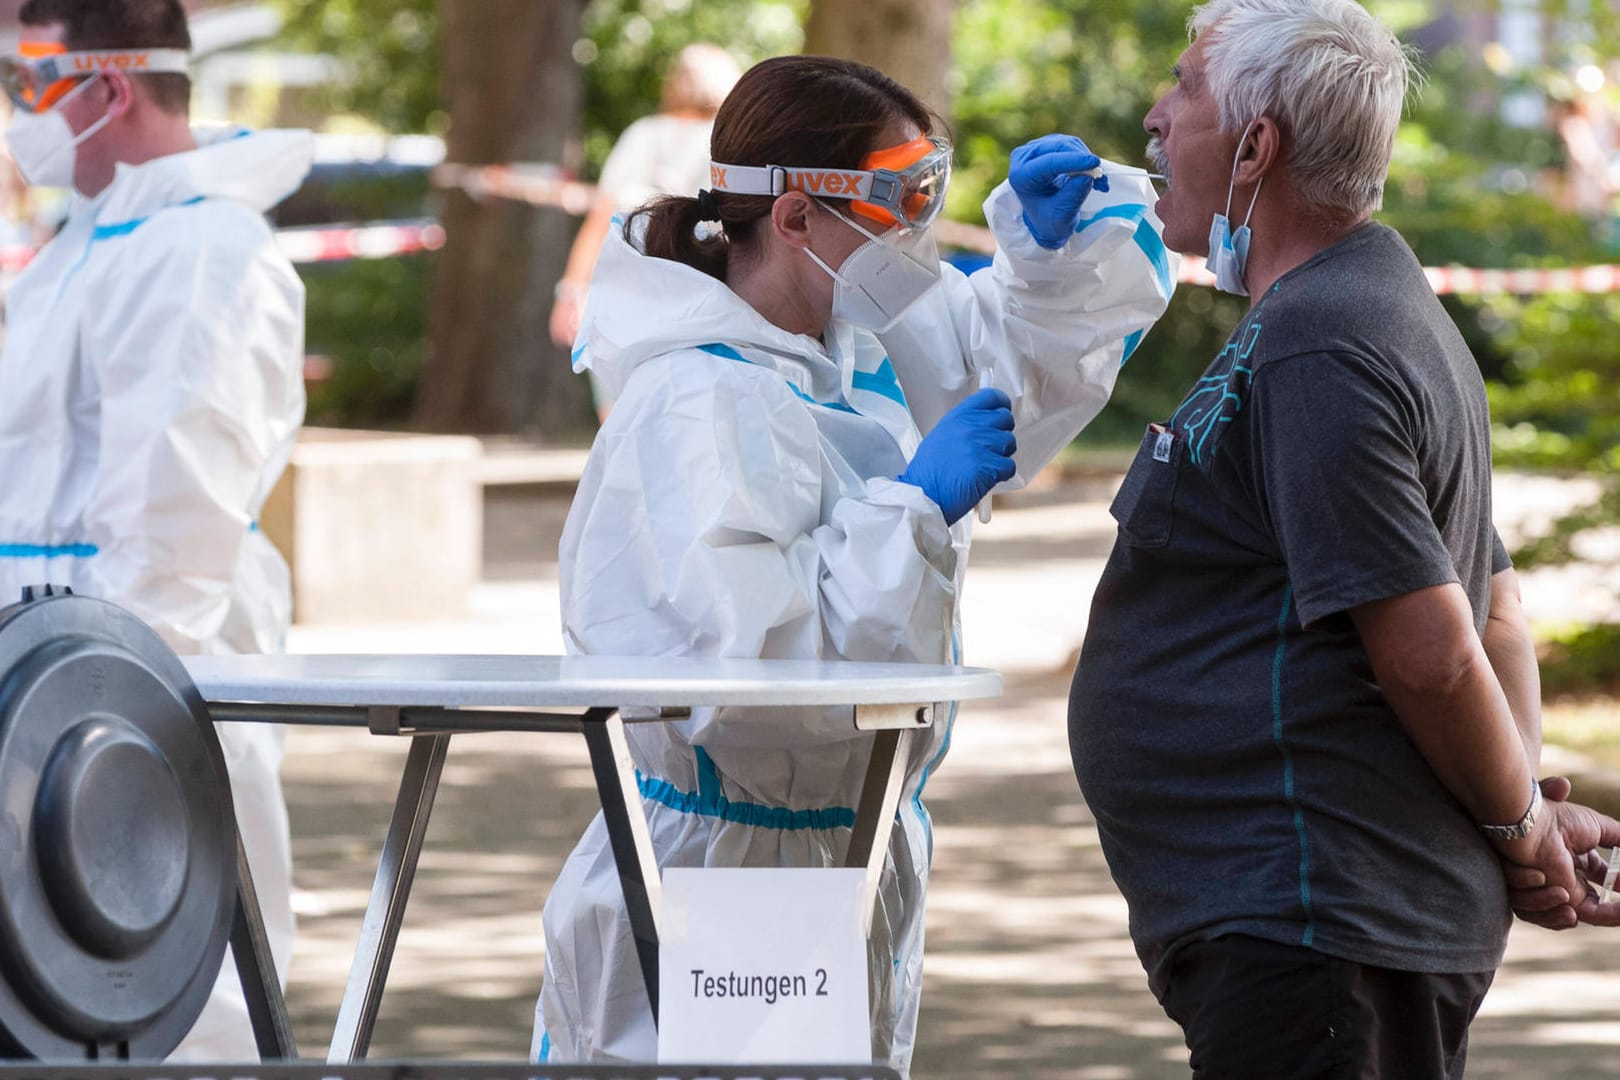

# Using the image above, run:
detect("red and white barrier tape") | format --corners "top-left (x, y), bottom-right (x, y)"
top-left (936, 217), bottom-right (1620, 296)
top-left (1421, 263), bottom-right (1620, 295)
top-left (0, 220), bottom-right (447, 279)
top-left (4, 160), bottom-right (1615, 297)
top-left (274, 219), bottom-right (446, 263)
top-left (433, 162), bottom-right (597, 216)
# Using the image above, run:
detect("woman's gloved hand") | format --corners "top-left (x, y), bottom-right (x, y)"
top-left (899, 387), bottom-right (1017, 525)
top-left (1009, 133), bottom-right (1109, 250)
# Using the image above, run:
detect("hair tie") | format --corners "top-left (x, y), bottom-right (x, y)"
top-left (695, 188), bottom-right (720, 222)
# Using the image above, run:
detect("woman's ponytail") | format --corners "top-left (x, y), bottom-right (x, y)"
top-left (629, 196), bottom-right (730, 282)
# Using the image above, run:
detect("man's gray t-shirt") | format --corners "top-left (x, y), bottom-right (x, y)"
top-left (1069, 222), bottom-right (1514, 995)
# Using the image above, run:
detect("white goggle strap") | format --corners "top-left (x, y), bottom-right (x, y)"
top-left (35, 49), bottom-right (191, 82)
top-left (709, 161), bottom-right (903, 209)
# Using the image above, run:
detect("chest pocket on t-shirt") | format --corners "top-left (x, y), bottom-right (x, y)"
top-left (1109, 424), bottom-right (1184, 548)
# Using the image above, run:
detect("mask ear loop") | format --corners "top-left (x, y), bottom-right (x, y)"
top-left (802, 201), bottom-right (859, 284)
top-left (820, 198), bottom-right (885, 243)
top-left (1224, 119), bottom-right (1265, 229)
top-left (61, 74), bottom-right (113, 152)
top-left (803, 242), bottom-right (848, 283)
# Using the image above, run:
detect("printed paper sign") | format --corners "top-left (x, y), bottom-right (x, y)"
top-left (657, 867), bottom-right (870, 1064)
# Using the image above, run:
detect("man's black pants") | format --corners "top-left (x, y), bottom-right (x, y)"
top-left (1158, 934), bottom-right (1494, 1079)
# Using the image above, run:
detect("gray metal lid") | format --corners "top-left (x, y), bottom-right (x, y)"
top-left (0, 591), bottom-right (234, 1059)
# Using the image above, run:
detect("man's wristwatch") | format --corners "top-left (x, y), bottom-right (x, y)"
top-left (1479, 781), bottom-right (1543, 842)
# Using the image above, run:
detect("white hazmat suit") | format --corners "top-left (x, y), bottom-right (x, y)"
top-left (534, 177), bottom-right (1175, 1070)
top-left (0, 127), bottom-right (312, 1060)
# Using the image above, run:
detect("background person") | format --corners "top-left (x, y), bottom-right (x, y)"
top-left (1069, 1), bottom-right (1620, 1076)
top-left (0, 0), bottom-right (312, 1060)
top-left (532, 54), bottom-right (1174, 1071)
top-left (1554, 90), bottom-right (1620, 247)
top-left (548, 42), bottom-right (741, 421)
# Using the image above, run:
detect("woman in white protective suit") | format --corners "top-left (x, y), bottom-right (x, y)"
top-left (534, 55), bottom-right (1175, 1070)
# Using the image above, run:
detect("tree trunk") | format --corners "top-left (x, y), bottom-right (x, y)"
top-left (804, 0), bottom-right (955, 118)
top-left (417, 0), bottom-right (593, 437)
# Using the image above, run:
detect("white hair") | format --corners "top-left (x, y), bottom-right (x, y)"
top-left (1189, 0), bottom-right (1419, 218)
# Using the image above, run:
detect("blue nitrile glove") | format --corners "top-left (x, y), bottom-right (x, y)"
top-left (898, 387), bottom-right (1017, 526)
top-left (1009, 133), bottom-right (1110, 250)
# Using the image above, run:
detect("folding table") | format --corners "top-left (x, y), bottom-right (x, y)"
top-left (184, 654), bottom-right (1001, 1065)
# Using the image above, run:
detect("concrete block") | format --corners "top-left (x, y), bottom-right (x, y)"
top-left (260, 429), bottom-right (483, 624)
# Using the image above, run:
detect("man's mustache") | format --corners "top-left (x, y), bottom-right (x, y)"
top-left (1146, 136), bottom-right (1171, 183)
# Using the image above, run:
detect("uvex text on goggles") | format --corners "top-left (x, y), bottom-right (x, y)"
top-left (1, 48), bottom-right (190, 114)
top-left (708, 135), bottom-right (952, 230)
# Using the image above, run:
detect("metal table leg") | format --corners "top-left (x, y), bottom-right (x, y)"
top-left (844, 728), bottom-right (913, 937)
top-left (580, 708), bottom-right (663, 1024)
top-left (231, 834), bottom-right (298, 1059)
top-left (327, 733), bottom-right (451, 1063)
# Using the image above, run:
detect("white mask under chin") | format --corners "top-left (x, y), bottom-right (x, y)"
top-left (5, 76), bottom-right (110, 190)
top-left (804, 204), bottom-right (942, 333)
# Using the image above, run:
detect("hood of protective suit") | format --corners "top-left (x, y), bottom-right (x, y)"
top-left (572, 215), bottom-right (840, 406)
top-left (92, 126), bottom-right (313, 225)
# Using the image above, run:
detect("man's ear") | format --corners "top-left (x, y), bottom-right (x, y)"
top-left (769, 191), bottom-right (816, 248)
top-left (99, 71), bottom-right (136, 120)
top-left (1234, 116), bottom-right (1281, 187)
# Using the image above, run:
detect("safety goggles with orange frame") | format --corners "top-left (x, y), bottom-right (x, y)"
top-left (708, 134), bottom-right (952, 231)
top-left (0, 42), bottom-right (189, 115)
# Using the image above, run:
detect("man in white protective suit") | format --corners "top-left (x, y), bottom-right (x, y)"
top-left (533, 56), bottom-right (1176, 1072)
top-left (0, 0), bottom-right (311, 1061)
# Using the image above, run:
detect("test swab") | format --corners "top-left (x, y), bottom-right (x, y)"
top-left (1069, 165), bottom-right (1167, 181)
top-left (977, 370), bottom-right (994, 524)
top-left (1603, 846), bottom-right (1620, 900)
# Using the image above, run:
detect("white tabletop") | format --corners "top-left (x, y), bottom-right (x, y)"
top-left (183, 654), bottom-right (1002, 709)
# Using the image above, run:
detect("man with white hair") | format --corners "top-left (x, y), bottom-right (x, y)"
top-left (1068, 0), bottom-right (1620, 1074)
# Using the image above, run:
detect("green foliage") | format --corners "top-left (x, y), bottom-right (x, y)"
top-left (274, 0), bottom-right (804, 170)
top-left (1482, 288), bottom-right (1620, 573)
top-left (274, 0), bottom-right (442, 134)
top-left (949, 0), bottom-right (1187, 216)
top-left (275, 165), bottom-right (434, 227)
top-left (1538, 623), bottom-right (1620, 696)
top-left (299, 255), bottom-right (433, 428)
top-left (1383, 50), bottom-right (1605, 267)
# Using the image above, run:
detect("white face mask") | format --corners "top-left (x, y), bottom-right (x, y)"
top-left (804, 204), bottom-right (942, 333)
top-left (5, 75), bottom-right (109, 190)
top-left (1207, 120), bottom-right (1263, 296)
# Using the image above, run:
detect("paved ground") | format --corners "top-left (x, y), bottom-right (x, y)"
top-left (276, 471), bottom-right (1620, 1076)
